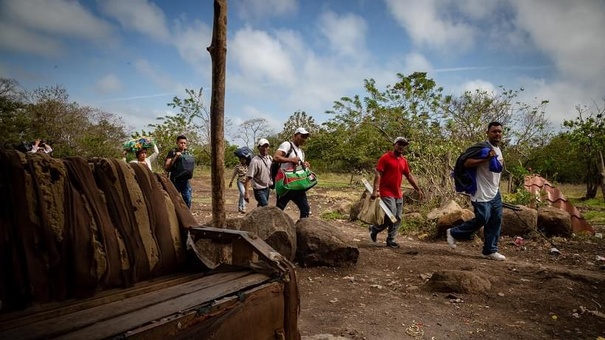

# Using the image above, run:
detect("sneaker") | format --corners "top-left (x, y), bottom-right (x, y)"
top-left (369, 226), bottom-right (377, 242)
top-left (446, 228), bottom-right (456, 249)
top-left (482, 252), bottom-right (506, 261)
top-left (386, 241), bottom-right (400, 248)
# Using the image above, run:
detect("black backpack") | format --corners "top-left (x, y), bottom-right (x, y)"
top-left (171, 151), bottom-right (195, 182)
top-left (269, 142), bottom-right (293, 189)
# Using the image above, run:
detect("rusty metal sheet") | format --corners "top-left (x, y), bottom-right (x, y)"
top-left (524, 175), bottom-right (595, 235)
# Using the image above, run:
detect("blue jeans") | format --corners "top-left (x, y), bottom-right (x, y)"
top-left (450, 192), bottom-right (503, 255)
top-left (253, 187), bottom-right (270, 207)
top-left (173, 180), bottom-right (192, 208)
top-left (237, 181), bottom-right (246, 211)
top-left (370, 196), bottom-right (402, 242)
top-left (276, 190), bottom-right (310, 219)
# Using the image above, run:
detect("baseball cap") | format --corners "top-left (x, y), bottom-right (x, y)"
top-left (257, 138), bottom-right (270, 147)
top-left (295, 127), bottom-right (310, 135)
top-left (393, 136), bottom-right (409, 145)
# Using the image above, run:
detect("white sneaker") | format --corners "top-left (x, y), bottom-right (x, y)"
top-left (446, 228), bottom-right (456, 249)
top-left (482, 252), bottom-right (506, 261)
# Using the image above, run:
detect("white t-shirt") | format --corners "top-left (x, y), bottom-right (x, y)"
top-left (129, 145), bottom-right (159, 171)
top-left (472, 145), bottom-right (503, 202)
top-left (277, 141), bottom-right (304, 170)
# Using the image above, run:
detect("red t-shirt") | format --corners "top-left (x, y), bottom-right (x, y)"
top-left (376, 151), bottom-right (410, 199)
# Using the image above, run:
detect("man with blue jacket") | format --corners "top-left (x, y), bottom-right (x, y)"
top-left (448, 122), bottom-right (506, 260)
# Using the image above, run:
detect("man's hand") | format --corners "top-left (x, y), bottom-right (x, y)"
top-left (370, 189), bottom-right (379, 200)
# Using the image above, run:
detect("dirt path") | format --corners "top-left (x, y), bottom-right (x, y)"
top-left (190, 177), bottom-right (605, 340)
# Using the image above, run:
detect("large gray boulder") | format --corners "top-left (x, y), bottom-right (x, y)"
top-left (436, 209), bottom-right (474, 235)
top-left (538, 206), bottom-right (572, 237)
top-left (240, 206), bottom-right (297, 261)
top-left (295, 217), bottom-right (359, 268)
top-left (502, 205), bottom-right (537, 237)
top-left (427, 200), bottom-right (463, 220)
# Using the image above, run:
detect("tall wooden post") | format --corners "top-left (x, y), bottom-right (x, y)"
top-left (207, 0), bottom-right (227, 227)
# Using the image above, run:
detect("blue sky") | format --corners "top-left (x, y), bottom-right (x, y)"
top-left (1, 0), bottom-right (604, 143)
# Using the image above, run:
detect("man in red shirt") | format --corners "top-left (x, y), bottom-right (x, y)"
top-left (370, 137), bottom-right (424, 248)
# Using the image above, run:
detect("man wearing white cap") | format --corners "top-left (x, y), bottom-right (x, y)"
top-left (244, 138), bottom-right (273, 207)
top-left (273, 127), bottom-right (311, 218)
top-left (370, 136), bottom-right (424, 248)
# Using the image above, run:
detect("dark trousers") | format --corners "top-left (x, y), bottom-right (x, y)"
top-left (253, 187), bottom-right (270, 207)
top-left (276, 190), bottom-right (310, 219)
top-left (173, 180), bottom-right (192, 208)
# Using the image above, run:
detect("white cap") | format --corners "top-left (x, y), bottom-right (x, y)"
top-left (257, 138), bottom-right (270, 147)
top-left (295, 127), bottom-right (310, 135)
top-left (393, 136), bottom-right (409, 144)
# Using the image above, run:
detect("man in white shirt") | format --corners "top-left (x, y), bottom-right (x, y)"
top-left (273, 127), bottom-right (311, 219)
top-left (447, 122), bottom-right (506, 261)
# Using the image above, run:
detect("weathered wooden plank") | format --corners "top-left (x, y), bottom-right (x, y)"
top-left (0, 271), bottom-right (268, 340)
top-left (0, 272), bottom-right (203, 329)
top-left (123, 282), bottom-right (285, 340)
top-left (56, 272), bottom-right (271, 340)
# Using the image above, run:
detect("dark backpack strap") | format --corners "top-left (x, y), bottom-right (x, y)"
top-left (287, 142), bottom-right (295, 158)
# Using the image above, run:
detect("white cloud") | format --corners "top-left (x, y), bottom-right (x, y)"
top-left (404, 53), bottom-right (433, 73)
top-left (506, 1), bottom-right (605, 127)
top-left (96, 74), bottom-right (122, 94)
top-left (384, 0), bottom-right (476, 51)
top-left (458, 79), bottom-right (497, 95)
top-left (318, 11), bottom-right (368, 58)
top-left (0, 21), bottom-right (63, 57)
top-left (2, 0), bottom-right (114, 39)
top-left (457, 0), bottom-right (502, 20)
top-left (235, 0), bottom-right (298, 21)
top-left (0, 0), bottom-right (114, 56)
top-left (519, 78), bottom-right (594, 128)
top-left (381, 0), bottom-right (605, 129)
top-left (512, 0), bottom-right (605, 86)
top-left (230, 27), bottom-right (297, 88)
top-left (172, 19), bottom-right (213, 77)
top-left (99, 0), bottom-right (171, 42)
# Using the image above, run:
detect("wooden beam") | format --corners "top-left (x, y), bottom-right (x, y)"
top-left (207, 0), bottom-right (227, 227)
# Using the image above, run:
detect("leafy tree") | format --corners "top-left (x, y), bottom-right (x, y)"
top-left (237, 117), bottom-right (272, 148)
top-left (149, 88), bottom-right (209, 166)
top-left (224, 143), bottom-right (240, 168)
top-left (277, 110), bottom-right (320, 141)
top-left (563, 101), bottom-right (605, 199)
top-left (525, 133), bottom-right (582, 183)
top-left (0, 81), bottom-right (127, 157)
top-left (22, 85), bottom-right (127, 157)
top-left (0, 78), bottom-right (30, 147)
top-left (79, 110), bottom-right (128, 158)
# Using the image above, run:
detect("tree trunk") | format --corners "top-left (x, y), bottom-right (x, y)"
top-left (207, 0), bottom-right (227, 227)
top-left (599, 150), bottom-right (605, 201)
